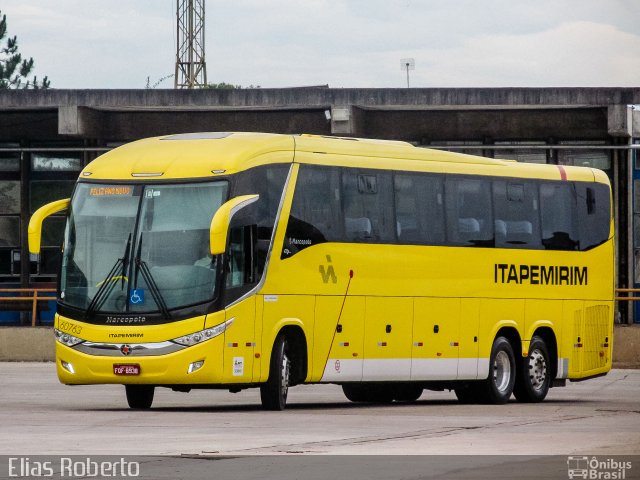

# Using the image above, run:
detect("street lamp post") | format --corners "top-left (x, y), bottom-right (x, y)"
top-left (400, 58), bottom-right (415, 88)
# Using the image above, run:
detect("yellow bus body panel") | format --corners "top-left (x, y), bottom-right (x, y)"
top-left (54, 133), bottom-right (614, 388)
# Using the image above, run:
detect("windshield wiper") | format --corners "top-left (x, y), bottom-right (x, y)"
top-left (85, 233), bottom-right (131, 319)
top-left (132, 232), bottom-right (171, 319)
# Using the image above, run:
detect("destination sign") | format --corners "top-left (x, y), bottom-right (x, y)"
top-left (89, 186), bottom-right (133, 197)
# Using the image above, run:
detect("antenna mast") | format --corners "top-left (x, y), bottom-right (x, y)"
top-left (175, 0), bottom-right (207, 88)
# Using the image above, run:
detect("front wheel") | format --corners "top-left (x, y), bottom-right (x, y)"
top-left (513, 336), bottom-right (551, 403)
top-left (260, 334), bottom-right (291, 410)
top-left (125, 385), bottom-right (154, 409)
top-left (478, 336), bottom-right (516, 404)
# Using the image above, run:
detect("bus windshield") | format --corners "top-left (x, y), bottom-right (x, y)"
top-left (60, 181), bottom-right (229, 315)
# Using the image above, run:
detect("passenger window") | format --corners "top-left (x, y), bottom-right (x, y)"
top-left (540, 183), bottom-right (578, 250)
top-left (341, 169), bottom-right (394, 243)
top-left (225, 225), bottom-right (256, 289)
top-left (493, 181), bottom-right (541, 249)
top-left (576, 183), bottom-right (611, 250)
top-left (394, 173), bottom-right (445, 244)
top-left (234, 165), bottom-right (289, 274)
top-left (284, 165), bottom-right (342, 257)
top-left (445, 177), bottom-right (493, 247)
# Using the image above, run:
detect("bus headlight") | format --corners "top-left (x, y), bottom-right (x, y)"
top-left (171, 318), bottom-right (234, 347)
top-left (54, 329), bottom-right (85, 347)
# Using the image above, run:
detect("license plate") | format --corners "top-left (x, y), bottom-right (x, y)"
top-left (113, 364), bottom-right (141, 376)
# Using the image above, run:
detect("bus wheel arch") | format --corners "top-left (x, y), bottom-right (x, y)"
top-left (278, 325), bottom-right (308, 386)
top-left (260, 325), bottom-right (308, 411)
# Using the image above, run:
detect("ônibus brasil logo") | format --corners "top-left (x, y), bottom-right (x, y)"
top-left (567, 456), bottom-right (632, 479)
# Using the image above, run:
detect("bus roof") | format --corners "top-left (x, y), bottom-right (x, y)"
top-left (81, 132), bottom-right (603, 184)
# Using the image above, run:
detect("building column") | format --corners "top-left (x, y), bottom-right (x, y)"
top-left (19, 147), bottom-right (31, 324)
top-left (330, 105), bottom-right (364, 137)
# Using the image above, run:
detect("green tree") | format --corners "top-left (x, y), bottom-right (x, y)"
top-left (0, 10), bottom-right (50, 89)
top-left (205, 82), bottom-right (242, 90)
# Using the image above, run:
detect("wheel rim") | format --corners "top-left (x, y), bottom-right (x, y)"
top-left (528, 348), bottom-right (547, 391)
top-left (280, 351), bottom-right (290, 399)
top-left (493, 350), bottom-right (511, 394)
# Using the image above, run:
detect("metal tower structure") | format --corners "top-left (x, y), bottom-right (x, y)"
top-left (174, 0), bottom-right (207, 89)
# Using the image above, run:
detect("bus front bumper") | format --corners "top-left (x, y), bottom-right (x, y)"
top-left (55, 336), bottom-right (225, 385)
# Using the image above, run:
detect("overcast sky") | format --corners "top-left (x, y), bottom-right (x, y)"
top-left (2, 0), bottom-right (640, 89)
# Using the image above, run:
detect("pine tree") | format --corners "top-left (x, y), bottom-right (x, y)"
top-left (0, 10), bottom-right (50, 89)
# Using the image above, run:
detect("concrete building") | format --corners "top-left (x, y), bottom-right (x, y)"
top-left (1, 87), bottom-right (639, 324)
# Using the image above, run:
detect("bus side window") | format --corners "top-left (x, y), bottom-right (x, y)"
top-left (445, 177), bottom-right (493, 247)
top-left (225, 224), bottom-right (257, 291)
top-left (341, 169), bottom-right (394, 243)
top-left (540, 183), bottom-right (578, 250)
top-left (576, 183), bottom-right (611, 250)
top-left (234, 165), bottom-right (289, 272)
top-left (493, 181), bottom-right (541, 249)
top-left (283, 165), bottom-right (342, 257)
top-left (394, 173), bottom-right (445, 245)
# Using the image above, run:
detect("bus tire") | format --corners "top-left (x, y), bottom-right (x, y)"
top-left (125, 385), bottom-right (154, 409)
top-left (392, 384), bottom-right (423, 402)
top-left (479, 336), bottom-right (516, 404)
top-left (513, 336), bottom-right (551, 403)
top-left (364, 384), bottom-right (394, 403)
top-left (342, 384), bottom-right (368, 402)
top-left (454, 383), bottom-right (480, 404)
top-left (342, 384), bottom-right (394, 403)
top-left (260, 334), bottom-right (290, 411)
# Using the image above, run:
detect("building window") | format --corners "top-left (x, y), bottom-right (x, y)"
top-left (558, 141), bottom-right (611, 171)
top-left (30, 180), bottom-right (75, 214)
top-left (0, 181), bottom-right (20, 214)
top-left (0, 146), bottom-right (20, 171)
top-left (29, 181), bottom-right (75, 279)
top-left (493, 141), bottom-right (547, 164)
top-left (427, 141), bottom-right (486, 157)
top-left (31, 154), bottom-right (82, 172)
top-left (0, 217), bottom-right (20, 247)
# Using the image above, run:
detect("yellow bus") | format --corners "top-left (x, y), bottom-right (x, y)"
top-left (29, 132), bottom-right (614, 410)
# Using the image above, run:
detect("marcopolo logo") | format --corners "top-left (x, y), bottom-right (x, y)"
top-left (567, 456), bottom-right (632, 479)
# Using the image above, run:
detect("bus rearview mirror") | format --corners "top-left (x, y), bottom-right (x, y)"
top-left (210, 194), bottom-right (259, 256)
top-left (28, 198), bottom-right (71, 255)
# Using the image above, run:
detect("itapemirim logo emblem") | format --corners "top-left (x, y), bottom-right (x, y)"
top-left (319, 255), bottom-right (337, 284)
top-left (567, 456), bottom-right (632, 479)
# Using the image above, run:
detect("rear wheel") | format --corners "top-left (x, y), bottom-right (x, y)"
top-left (392, 384), bottom-right (423, 402)
top-left (478, 336), bottom-right (516, 404)
top-left (454, 382), bottom-right (481, 404)
top-left (514, 336), bottom-right (551, 403)
top-left (260, 334), bottom-right (290, 410)
top-left (125, 385), bottom-right (154, 409)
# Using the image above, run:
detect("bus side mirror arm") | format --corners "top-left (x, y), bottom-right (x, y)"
top-left (210, 194), bottom-right (259, 255)
top-left (28, 198), bottom-right (71, 256)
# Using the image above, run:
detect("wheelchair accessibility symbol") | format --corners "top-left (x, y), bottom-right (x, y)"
top-left (129, 289), bottom-right (145, 305)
